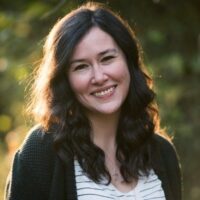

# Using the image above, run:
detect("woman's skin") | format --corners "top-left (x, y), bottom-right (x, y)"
top-left (68, 27), bottom-right (137, 192)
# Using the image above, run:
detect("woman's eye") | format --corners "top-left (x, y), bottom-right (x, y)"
top-left (74, 64), bottom-right (88, 71)
top-left (101, 56), bottom-right (115, 63)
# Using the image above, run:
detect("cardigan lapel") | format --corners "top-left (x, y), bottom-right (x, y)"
top-left (48, 154), bottom-right (77, 200)
top-left (49, 156), bottom-right (66, 200)
top-left (152, 136), bottom-right (174, 200)
top-left (65, 157), bottom-right (78, 200)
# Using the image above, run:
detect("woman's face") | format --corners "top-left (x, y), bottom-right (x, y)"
top-left (68, 27), bottom-right (130, 117)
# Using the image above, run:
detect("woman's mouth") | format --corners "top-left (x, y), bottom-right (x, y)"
top-left (92, 86), bottom-right (116, 98)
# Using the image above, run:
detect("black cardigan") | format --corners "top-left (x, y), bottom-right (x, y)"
top-left (5, 126), bottom-right (182, 200)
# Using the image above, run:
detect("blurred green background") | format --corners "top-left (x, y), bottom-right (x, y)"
top-left (0, 0), bottom-right (199, 199)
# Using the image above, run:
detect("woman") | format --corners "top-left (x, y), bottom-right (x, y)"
top-left (5, 2), bottom-right (182, 200)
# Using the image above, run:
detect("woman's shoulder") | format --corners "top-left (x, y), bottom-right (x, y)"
top-left (152, 134), bottom-right (182, 199)
top-left (152, 133), bottom-right (181, 169)
top-left (20, 124), bottom-right (54, 146)
top-left (152, 133), bottom-right (178, 155)
top-left (5, 125), bottom-right (57, 199)
top-left (16, 124), bottom-right (56, 166)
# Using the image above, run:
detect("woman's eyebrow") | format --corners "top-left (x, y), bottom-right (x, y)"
top-left (98, 48), bottom-right (118, 56)
top-left (70, 59), bottom-right (85, 65)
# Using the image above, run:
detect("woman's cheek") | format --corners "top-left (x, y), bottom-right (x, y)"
top-left (69, 74), bottom-right (90, 94)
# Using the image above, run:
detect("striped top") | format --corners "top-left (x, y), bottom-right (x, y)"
top-left (74, 160), bottom-right (166, 200)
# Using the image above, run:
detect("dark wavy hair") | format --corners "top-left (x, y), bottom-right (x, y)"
top-left (28, 2), bottom-right (164, 184)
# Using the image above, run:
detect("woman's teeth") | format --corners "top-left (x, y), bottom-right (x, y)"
top-left (94, 86), bottom-right (115, 97)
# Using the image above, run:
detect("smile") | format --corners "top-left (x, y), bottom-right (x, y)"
top-left (93, 86), bottom-right (116, 97)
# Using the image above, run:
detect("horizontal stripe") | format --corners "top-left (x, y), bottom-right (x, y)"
top-left (140, 183), bottom-right (161, 192)
top-left (74, 160), bottom-right (166, 200)
top-left (143, 196), bottom-right (165, 200)
top-left (144, 177), bottom-right (158, 184)
top-left (78, 193), bottom-right (115, 199)
top-left (142, 188), bottom-right (163, 197)
top-left (77, 186), bottom-right (115, 192)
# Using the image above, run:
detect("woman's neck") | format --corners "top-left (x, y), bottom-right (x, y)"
top-left (87, 111), bottom-right (120, 152)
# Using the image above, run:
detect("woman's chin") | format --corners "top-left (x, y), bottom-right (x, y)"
top-left (88, 106), bottom-right (121, 116)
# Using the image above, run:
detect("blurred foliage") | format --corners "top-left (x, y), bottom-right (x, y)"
top-left (0, 0), bottom-right (200, 200)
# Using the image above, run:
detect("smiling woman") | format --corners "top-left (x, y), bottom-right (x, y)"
top-left (5, 2), bottom-right (182, 200)
top-left (68, 27), bottom-right (130, 116)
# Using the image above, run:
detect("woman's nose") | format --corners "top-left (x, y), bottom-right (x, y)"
top-left (91, 65), bottom-right (108, 85)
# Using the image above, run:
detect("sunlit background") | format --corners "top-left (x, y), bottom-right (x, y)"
top-left (0, 0), bottom-right (200, 199)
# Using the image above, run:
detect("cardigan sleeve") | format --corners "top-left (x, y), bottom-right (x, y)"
top-left (5, 126), bottom-right (55, 200)
top-left (155, 134), bottom-right (182, 200)
top-left (162, 137), bottom-right (182, 200)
